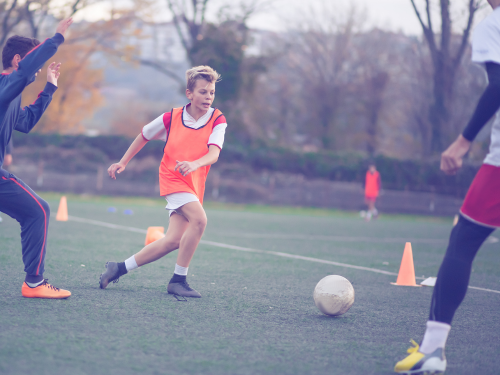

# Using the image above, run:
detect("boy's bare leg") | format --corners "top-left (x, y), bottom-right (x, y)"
top-left (166, 201), bottom-right (207, 298)
top-left (99, 213), bottom-right (188, 289)
top-left (134, 213), bottom-right (189, 266)
top-left (174, 201), bottom-right (208, 267)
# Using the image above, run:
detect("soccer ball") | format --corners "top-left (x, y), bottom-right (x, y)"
top-left (313, 275), bottom-right (355, 316)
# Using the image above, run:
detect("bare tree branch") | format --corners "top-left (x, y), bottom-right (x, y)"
top-left (453, 0), bottom-right (479, 70)
top-left (135, 58), bottom-right (185, 85)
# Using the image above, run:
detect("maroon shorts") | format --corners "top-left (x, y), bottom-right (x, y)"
top-left (461, 163), bottom-right (500, 228)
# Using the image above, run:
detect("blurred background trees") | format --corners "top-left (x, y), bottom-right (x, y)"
top-left (0, 0), bottom-right (492, 161)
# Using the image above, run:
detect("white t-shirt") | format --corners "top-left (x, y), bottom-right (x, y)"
top-left (472, 7), bottom-right (500, 65)
top-left (472, 7), bottom-right (500, 166)
top-left (141, 105), bottom-right (228, 212)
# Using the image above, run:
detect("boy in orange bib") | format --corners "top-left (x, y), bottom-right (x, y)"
top-left (100, 66), bottom-right (227, 297)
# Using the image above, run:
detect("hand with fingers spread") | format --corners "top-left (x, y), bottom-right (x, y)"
top-left (175, 160), bottom-right (200, 177)
top-left (56, 18), bottom-right (73, 36)
top-left (47, 62), bottom-right (61, 86)
top-left (440, 135), bottom-right (472, 175)
top-left (108, 162), bottom-right (127, 180)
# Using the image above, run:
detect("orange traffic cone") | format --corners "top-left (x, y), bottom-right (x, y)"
top-left (391, 242), bottom-right (421, 287)
top-left (56, 196), bottom-right (68, 221)
top-left (145, 226), bottom-right (165, 246)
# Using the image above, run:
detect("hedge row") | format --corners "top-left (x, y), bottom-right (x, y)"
top-left (12, 132), bottom-right (479, 197)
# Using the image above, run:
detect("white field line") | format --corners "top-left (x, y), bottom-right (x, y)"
top-left (66, 215), bottom-right (500, 294)
top-left (208, 232), bottom-right (447, 244)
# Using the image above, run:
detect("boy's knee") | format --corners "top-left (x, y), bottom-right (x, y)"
top-left (191, 215), bottom-right (207, 232)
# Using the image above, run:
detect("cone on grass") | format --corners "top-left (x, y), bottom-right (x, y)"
top-left (56, 196), bottom-right (68, 221)
top-left (145, 226), bottom-right (165, 246)
top-left (391, 242), bottom-right (420, 287)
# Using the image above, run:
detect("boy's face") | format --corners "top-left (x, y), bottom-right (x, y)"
top-left (369, 165), bottom-right (376, 173)
top-left (186, 79), bottom-right (216, 113)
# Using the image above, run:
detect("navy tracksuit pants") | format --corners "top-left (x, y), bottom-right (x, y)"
top-left (0, 172), bottom-right (50, 277)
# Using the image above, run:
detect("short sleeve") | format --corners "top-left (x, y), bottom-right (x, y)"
top-left (142, 113), bottom-right (169, 142)
top-left (208, 115), bottom-right (227, 149)
top-left (472, 14), bottom-right (500, 65)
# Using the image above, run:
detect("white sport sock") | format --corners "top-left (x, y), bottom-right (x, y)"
top-left (174, 263), bottom-right (188, 276)
top-left (26, 280), bottom-right (44, 288)
top-left (125, 256), bottom-right (138, 271)
top-left (419, 320), bottom-right (451, 354)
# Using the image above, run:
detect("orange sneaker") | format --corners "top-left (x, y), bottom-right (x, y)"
top-left (21, 279), bottom-right (71, 299)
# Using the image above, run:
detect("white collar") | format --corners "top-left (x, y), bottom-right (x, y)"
top-left (182, 104), bottom-right (215, 129)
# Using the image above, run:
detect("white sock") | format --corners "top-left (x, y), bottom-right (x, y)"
top-left (125, 256), bottom-right (138, 271)
top-left (419, 321), bottom-right (451, 354)
top-left (26, 280), bottom-right (44, 288)
top-left (174, 263), bottom-right (188, 276)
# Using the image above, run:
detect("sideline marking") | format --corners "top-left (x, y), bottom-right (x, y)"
top-left (208, 232), bottom-right (447, 244)
top-left (67, 215), bottom-right (500, 294)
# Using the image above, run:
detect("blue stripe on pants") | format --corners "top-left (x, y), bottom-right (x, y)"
top-left (0, 173), bottom-right (50, 276)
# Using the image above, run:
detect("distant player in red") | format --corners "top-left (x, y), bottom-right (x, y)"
top-left (395, 0), bottom-right (500, 373)
top-left (99, 66), bottom-right (227, 298)
top-left (363, 163), bottom-right (381, 221)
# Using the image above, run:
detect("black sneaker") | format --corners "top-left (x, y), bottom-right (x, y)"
top-left (99, 262), bottom-right (121, 289)
top-left (167, 280), bottom-right (201, 298)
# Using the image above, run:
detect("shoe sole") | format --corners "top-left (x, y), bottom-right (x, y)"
top-left (167, 291), bottom-right (201, 298)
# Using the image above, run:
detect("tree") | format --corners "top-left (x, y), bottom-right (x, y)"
top-left (284, 3), bottom-right (363, 150)
top-left (410, 0), bottom-right (483, 153)
top-left (0, 0), bottom-right (94, 45)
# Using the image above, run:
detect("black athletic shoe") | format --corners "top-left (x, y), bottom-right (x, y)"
top-left (99, 262), bottom-right (121, 289)
top-left (167, 280), bottom-right (201, 298)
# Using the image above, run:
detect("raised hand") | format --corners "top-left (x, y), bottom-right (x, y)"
top-left (56, 18), bottom-right (73, 37)
top-left (108, 163), bottom-right (126, 180)
top-left (47, 62), bottom-right (61, 86)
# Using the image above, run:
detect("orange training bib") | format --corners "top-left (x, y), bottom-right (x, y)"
top-left (159, 107), bottom-right (223, 204)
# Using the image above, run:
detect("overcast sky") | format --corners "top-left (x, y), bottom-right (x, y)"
top-left (76, 0), bottom-right (493, 36)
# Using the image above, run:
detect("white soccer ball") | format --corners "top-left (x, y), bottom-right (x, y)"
top-left (313, 275), bottom-right (355, 316)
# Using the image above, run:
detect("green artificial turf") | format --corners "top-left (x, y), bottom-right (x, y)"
top-left (0, 194), bottom-right (499, 375)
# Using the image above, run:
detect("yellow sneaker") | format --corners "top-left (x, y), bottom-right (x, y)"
top-left (394, 340), bottom-right (446, 374)
top-left (22, 280), bottom-right (71, 299)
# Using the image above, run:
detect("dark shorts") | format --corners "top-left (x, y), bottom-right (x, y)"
top-left (461, 163), bottom-right (500, 228)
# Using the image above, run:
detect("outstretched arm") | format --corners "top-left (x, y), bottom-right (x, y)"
top-left (14, 62), bottom-right (60, 134)
top-left (0, 18), bottom-right (72, 104)
top-left (175, 145), bottom-right (221, 176)
top-left (108, 134), bottom-right (148, 179)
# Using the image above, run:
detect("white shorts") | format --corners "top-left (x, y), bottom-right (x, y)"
top-left (165, 192), bottom-right (199, 217)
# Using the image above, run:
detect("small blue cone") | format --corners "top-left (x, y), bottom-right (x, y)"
top-left (123, 209), bottom-right (134, 215)
top-left (107, 207), bottom-right (117, 213)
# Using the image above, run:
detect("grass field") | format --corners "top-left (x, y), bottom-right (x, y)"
top-left (1, 194), bottom-right (499, 375)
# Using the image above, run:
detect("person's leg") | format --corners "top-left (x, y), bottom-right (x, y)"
top-left (419, 216), bottom-right (494, 351)
top-left (99, 213), bottom-right (188, 289)
top-left (134, 213), bottom-right (189, 266)
top-left (174, 201), bottom-right (207, 267)
top-left (166, 201), bottom-right (207, 298)
top-left (0, 175), bottom-right (70, 298)
top-left (394, 216), bottom-right (493, 373)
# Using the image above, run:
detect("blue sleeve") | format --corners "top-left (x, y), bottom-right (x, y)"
top-left (0, 33), bottom-right (64, 104)
top-left (462, 62), bottom-right (500, 141)
top-left (14, 83), bottom-right (57, 134)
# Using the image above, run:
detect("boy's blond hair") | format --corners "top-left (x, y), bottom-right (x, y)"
top-left (186, 65), bottom-right (221, 92)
